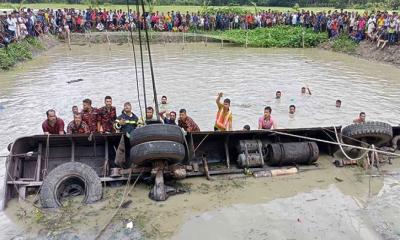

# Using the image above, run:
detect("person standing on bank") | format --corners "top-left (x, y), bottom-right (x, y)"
top-left (214, 92), bottom-right (232, 131)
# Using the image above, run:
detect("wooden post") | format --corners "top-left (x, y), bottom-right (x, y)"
top-left (106, 30), bottom-right (111, 51)
top-left (67, 31), bottom-right (72, 50)
top-left (245, 31), bottom-right (248, 48)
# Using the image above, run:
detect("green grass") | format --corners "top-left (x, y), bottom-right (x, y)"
top-left (213, 26), bottom-right (328, 48)
top-left (331, 34), bottom-right (358, 53)
top-left (0, 37), bottom-right (43, 70)
top-left (0, 3), bottom-right (376, 13)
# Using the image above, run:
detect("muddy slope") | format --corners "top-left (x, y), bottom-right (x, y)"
top-left (355, 41), bottom-right (400, 67)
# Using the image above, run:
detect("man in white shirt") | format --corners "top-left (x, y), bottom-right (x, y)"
top-left (6, 13), bottom-right (17, 37)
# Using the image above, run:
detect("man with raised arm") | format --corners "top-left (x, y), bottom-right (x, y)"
top-left (214, 92), bottom-right (232, 131)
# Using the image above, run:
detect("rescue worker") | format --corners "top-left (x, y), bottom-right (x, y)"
top-left (353, 112), bottom-right (366, 124)
top-left (81, 98), bottom-right (100, 133)
top-left (258, 106), bottom-right (277, 130)
top-left (72, 105), bottom-right (79, 115)
top-left (67, 114), bottom-right (90, 134)
top-left (99, 96), bottom-right (117, 133)
top-left (214, 92), bottom-right (232, 131)
top-left (178, 109), bottom-right (200, 132)
top-left (42, 109), bottom-right (65, 135)
top-left (116, 102), bottom-right (139, 134)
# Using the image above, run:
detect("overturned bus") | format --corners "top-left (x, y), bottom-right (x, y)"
top-left (3, 121), bottom-right (399, 209)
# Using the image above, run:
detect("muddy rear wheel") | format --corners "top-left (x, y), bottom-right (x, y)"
top-left (40, 162), bottom-right (102, 208)
top-left (341, 121), bottom-right (393, 147)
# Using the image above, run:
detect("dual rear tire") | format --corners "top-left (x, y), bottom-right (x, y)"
top-left (129, 124), bottom-right (186, 166)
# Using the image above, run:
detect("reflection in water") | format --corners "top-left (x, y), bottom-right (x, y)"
top-left (0, 43), bottom-right (400, 238)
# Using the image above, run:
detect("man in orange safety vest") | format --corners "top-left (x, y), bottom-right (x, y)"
top-left (214, 92), bottom-right (232, 131)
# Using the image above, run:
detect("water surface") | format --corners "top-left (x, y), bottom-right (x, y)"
top-left (1, 42), bottom-right (400, 239)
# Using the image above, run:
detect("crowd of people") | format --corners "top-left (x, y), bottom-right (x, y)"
top-left (41, 88), bottom-right (366, 136)
top-left (1, 7), bottom-right (399, 48)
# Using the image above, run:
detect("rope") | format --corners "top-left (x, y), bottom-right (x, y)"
top-left (322, 126), bottom-right (372, 148)
top-left (194, 134), bottom-right (209, 153)
top-left (126, 0), bottom-right (144, 120)
top-left (333, 126), bottom-right (370, 161)
top-left (94, 170), bottom-right (143, 240)
top-left (259, 128), bottom-right (400, 157)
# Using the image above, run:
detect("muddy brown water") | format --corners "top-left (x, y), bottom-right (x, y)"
top-left (1, 42), bottom-right (400, 239)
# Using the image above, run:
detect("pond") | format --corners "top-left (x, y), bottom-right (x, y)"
top-left (0, 42), bottom-right (400, 239)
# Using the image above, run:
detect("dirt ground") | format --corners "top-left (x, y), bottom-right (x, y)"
top-left (4, 155), bottom-right (400, 240)
top-left (355, 41), bottom-right (400, 67)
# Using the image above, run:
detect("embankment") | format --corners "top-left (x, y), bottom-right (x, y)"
top-left (0, 35), bottom-right (58, 70)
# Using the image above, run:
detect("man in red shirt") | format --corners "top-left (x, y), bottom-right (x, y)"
top-left (42, 109), bottom-right (65, 135)
top-left (81, 98), bottom-right (100, 133)
top-left (99, 96), bottom-right (117, 133)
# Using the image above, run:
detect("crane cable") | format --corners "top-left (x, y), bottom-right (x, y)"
top-left (139, 0), bottom-right (160, 121)
top-left (126, 0), bottom-right (143, 120)
top-left (135, 0), bottom-right (148, 110)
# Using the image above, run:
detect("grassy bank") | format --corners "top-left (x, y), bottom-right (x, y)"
top-left (0, 3), bottom-right (370, 13)
top-left (0, 37), bottom-right (44, 70)
top-left (331, 35), bottom-right (358, 53)
top-left (212, 26), bottom-right (327, 48)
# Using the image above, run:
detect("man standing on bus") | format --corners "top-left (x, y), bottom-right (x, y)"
top-left (214, 92), bottom-right (232, 131)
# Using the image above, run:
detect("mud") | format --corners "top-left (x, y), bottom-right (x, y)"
top-left (4, 155), bottom-right (400, 240)
top-left (320, 40), bottom-right (400, 68)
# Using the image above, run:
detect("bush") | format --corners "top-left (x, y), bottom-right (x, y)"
top-left (331, 34), bottom-right (358, 53)
top-left (0, 37), bottom-right (43, 70)
top-left (216, 26), bottom-right (328, 48)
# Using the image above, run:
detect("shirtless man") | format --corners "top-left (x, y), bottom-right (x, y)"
top-left (353, 112), bottom-right (366, 124)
